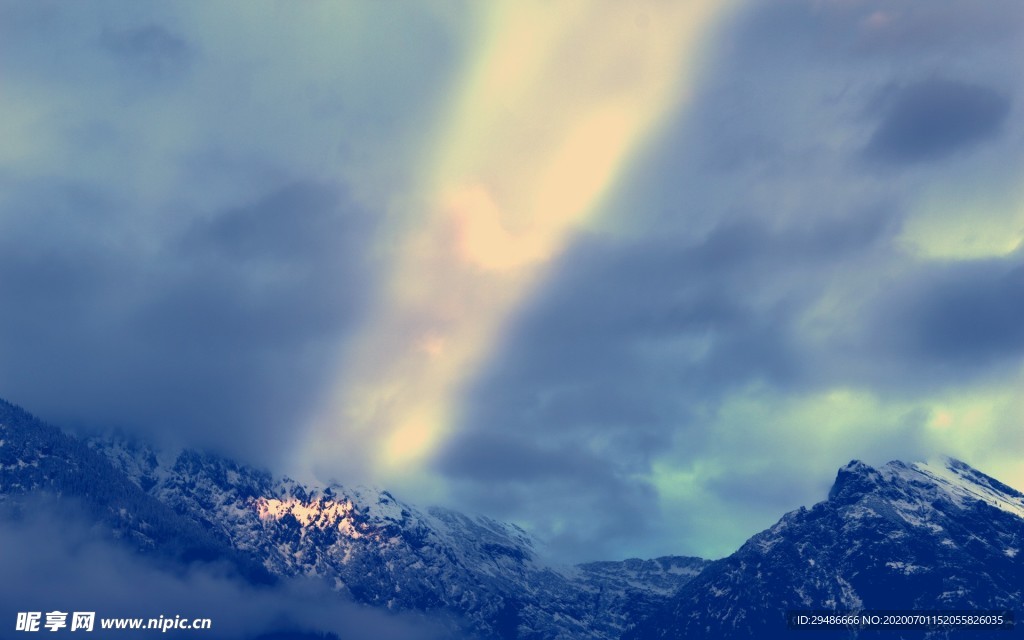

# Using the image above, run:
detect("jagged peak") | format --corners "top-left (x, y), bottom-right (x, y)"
top-left (840, 459), bottom-right (873, 472)
top-left (825, 456), bottom-right (1024, 521)
top-left (827, 459), bottom-right (884, 502)
top-left (904, 458), bottom-right (1024, 520)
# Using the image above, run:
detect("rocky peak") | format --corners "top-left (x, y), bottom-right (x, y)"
top-left (827, 459), bottom-right (884, 503)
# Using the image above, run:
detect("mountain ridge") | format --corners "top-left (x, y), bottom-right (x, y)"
top-left (627, 456), bottom-right (1024, 639)
top-left (86, 430), bottom-right (709, 639)
top-left (0, 398), bottom-right (707, 639)
top-left (0, 397), bottom-right (274, 584)
top-left (4, 395), bottom-right (1023, 639)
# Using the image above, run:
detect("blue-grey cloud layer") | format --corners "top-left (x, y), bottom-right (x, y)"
top-left (0, 179), bottom-right (375, 462)
top-left (1, 0), bottom-right (1022, 564)
top-left (0, 2), bottom-right (456, 465)
top-left (865, 79), bottom-right (1010, 163)
top-left (437, 0), bottom-right (1024, 560)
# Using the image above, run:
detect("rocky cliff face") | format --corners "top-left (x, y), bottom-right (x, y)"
top-left (87, 433), bottom-right (708, 639)
top-left (4, 395), bottom-right (1022, 639)
top-left (627, 458), bottom-right (1024, 639)
top-left (0, 394), bottom-right (707, 640)
top-left (0, 398), bottom-right (271, 583)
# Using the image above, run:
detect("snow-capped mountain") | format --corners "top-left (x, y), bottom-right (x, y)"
top-left (88, 433), bottom-right (708, 639)
top-left (0, 397), bottom-right (706, 639)
top-left (628, 458), bottom-right (1024, 639)
top-left (0, 398), bottom-right (271, 584)
top-left (4, 394), bottom-right (1023, 639)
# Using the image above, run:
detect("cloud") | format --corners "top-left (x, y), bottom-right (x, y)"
top-left (1, 0), bottom-right (1023, 567)
top-left (431, 0), bottom-right (1024, 562)
top-left (864, 79), bottom-right (1011, 164)
top-left (0, 180), bottom-right (376, 467)
top-left (850, 0), bottom-right (1024, 53)
top-left (867, 253), bottom-right (1024, 370)
top-left (0, 502), bottom-right (447, 640)
top-left (0, 2), bottom-right (459, 471)
top-left (297, 0), bottom-right (736, 489)
top-left (99, 23), bottom-right (191, 76)
top-left (438, 428), bottom-right (661, 563)
top-left (436, 203), bottom-right (899, 560)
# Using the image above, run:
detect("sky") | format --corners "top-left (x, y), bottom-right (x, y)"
top-left (1, 0), bottom-right (1022, 563)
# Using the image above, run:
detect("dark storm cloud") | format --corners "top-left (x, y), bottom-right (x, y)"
top-left (463, 205), bottom-right (895, 406)
top-left (0, 1), bottom-right (458, 473)
top-left (438, 206), bottom-right (899, 560)
top-left (432, 0), bottom-right (1024, 562)
top-left (419, 0), bottom-right (1023, 562)
top-left (0, 180), bottom-right (376, 467)
top-left (440, 429), bottom-right (660, 562)
top-left (864, 79), bottom-right (1011, 164)
top-left (162, 182), bottom-right (374, 346)
top-left (99, 24), bottom-right (191, 75)
top-left (442, 431), bottom-right (611, 483)
top-left (3, 0), bottom-right (1023, 568)
top-left (868, 254), bottom-right (1024, 371)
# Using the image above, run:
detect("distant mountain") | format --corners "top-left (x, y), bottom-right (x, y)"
top-left (0, 398), bottom-right (271, 584)
top-left (627, 458), bottom-right (1024, 639)
top-left (4, 394), bottom-right (1022, 639)
top-left (0, 396), bottom-right (706, 639)
top-left (89, 433), bottom-right (708, 639)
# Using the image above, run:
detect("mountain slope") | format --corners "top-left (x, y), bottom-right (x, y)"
top-left (0, 398), bottom-right (271, 583)
top-left (89, 433), bottom-right (708, 639)
top-left (7, 392), bottom-right (1022, 639)
top-left (3, 398), bottom-right (707, 639)
top-left (628, 458), bottom-right (1024, 639)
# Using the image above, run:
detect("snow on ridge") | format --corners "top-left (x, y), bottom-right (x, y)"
top-left (895, 458), bottom-right (1024, 521)
top-left (255, 496), bottom-right (365, 537)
